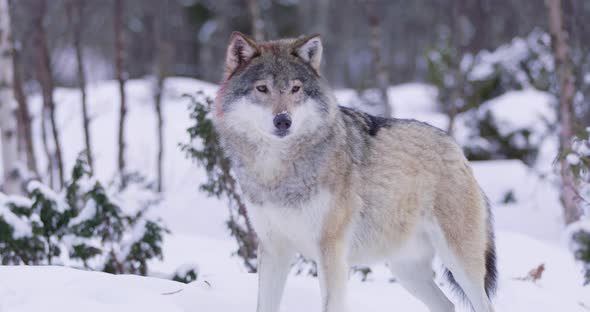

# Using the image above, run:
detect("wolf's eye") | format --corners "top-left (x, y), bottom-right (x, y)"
top-left (256, 85), bottom-right (268, 93)
top-left (291, 86), bottom-right (301, 93)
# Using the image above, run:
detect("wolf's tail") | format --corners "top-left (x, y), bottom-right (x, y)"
top-left (483, 206), bottom-right (498, 297)
top-left (444, 197), bottom-right (498, 300)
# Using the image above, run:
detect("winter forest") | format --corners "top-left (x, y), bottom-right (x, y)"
top-left (0, 0), bottom-right (589, 311)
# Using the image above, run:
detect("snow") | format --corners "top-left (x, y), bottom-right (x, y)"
top-left (573, 136), bottom-right (590, 157)
top-left (26, 180), bottom-right (65, 212)
top-left (0, 231), bottom-right (587, 312)
top-left (477, 89), bottom-right (556, 138)
top-left (0, 266), bottom-right (185, 312)
top-left (567, 153), bottom-right (581, 166)
top-left (1, 77), bottom-right (587, 311)
top-left (113, 180), bottom-right (160, 216)
top-left (333, 83), bottom-right (439, 118)
top-left (471, 160), bottom-right (564, 243)
top-left (69, 199), bottom-right (97, 224)
top-left (1, 194), bottom-right (33, 208)
top-left (0, 194), bottom-right (32, 238)
top-left (469, 31), bottom-right (553, 86)
top-left (578, 143), bottom-right (590, 158)
top-left (388, 83), bottom-right (439, 116)
top-left (454, 88), bottom-right (559, 172)
top-left (566, 220), bottom-right (590, 241)
top-left (470, 37), bottom-right (530, 81)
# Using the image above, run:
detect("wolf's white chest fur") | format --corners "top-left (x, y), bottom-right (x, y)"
top-left (247, 189), bottom-right (332, 259)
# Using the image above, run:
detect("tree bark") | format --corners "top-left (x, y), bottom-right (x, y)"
top-left (114, 0), bottom-right (127, 187)
top-left (316, 0), bottom-right (330, 36)
top-left (67, 0), bottom-right (94, 173)
top-left (446, 0), bottom-right (468, 137)
top-left (152, 6), bottom-right (173, 193)
top-left (0, 0), bottom-right (22, 194)
top-left (246, 0), bottom-right (264, 41)
top-left (12, 38), bottom-right (38, 177)
top-left (154, 76), bottom-right (164, 193)
top-left (40, 107), bottom-right (54, 188)
top-left (364, 0), bottom-right (392, 117)
top-left (546, 0), bottom-right (580, 224)
top-left (13, 49), bottom-right (24, 160)
top-left (32, 0), bottom-right (64, 189)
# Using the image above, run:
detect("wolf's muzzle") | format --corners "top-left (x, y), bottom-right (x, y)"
top-left (273, 113), bottom-right (291, 137)
top-left (273, 113), bottom-right (291, 130)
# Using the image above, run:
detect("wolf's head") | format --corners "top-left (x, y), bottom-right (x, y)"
top-left (215, 32), bottom-right (335, 143)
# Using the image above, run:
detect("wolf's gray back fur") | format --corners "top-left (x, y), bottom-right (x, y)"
top-left (214, 32), bottom-right (497, 312)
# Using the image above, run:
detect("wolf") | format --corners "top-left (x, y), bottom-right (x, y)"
top-left (213, 31), bottom-right (497, 312)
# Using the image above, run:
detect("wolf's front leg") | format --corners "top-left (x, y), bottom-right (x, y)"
top-left (256, 238), bottom-right (293, 312)
top-left (318, 240), bottom-right (349, 312)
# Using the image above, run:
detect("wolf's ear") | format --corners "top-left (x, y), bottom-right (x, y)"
top-left (293, 34), bottom-right (323, 73)
top-left (224, 31), bottom-right (259, 80)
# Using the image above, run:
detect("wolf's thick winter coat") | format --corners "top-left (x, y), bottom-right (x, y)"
top-left (214, 32), bottom-right (497, 312)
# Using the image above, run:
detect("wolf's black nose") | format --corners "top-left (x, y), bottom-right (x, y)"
top-left (273, 114), bottom-right (292, 130)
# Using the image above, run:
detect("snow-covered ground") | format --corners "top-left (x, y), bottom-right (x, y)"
top-left (0, 78), bottom-right (587, 311)
top-left (1, 231), bottom-right (587, 312)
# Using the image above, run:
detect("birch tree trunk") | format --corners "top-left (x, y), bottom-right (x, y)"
top-left (154, 74), bottom-right (164, 193)
top-left (152, 5), bottom-right (173, 193)
top-left (114, 0), bottom-right (128, 187)
top-left (364, 0), bottom-right (392, 117)
top-left (247, 0), bottom-right (265, 41)
top-left (0, 0), bottom-right (22, 194)
top-left (67, 0), bottom-right (94, 173)
top-left (33, 0), bottom-right (64, 189)
top-left (546, 0), bottom-right (581, 224)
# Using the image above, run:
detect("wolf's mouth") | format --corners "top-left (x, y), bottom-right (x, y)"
top-left (274, 129), bottom-right (290, 138)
